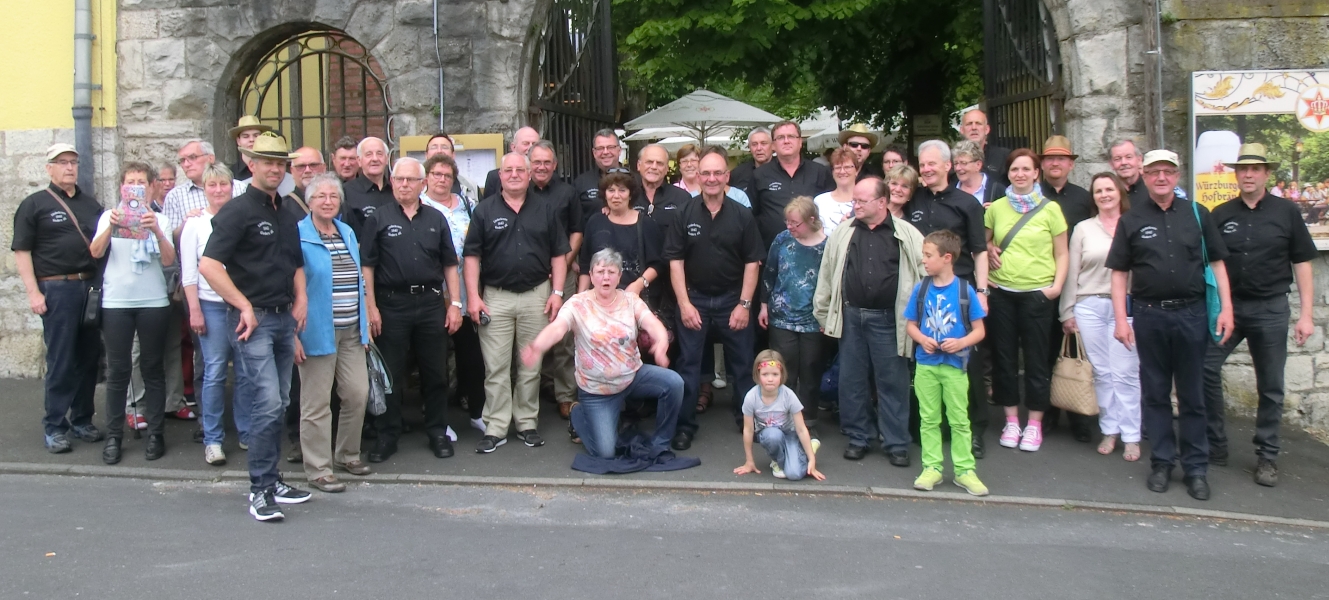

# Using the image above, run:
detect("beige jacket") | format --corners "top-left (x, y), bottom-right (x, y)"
top-left (813, 216), bottom-right (926, 356)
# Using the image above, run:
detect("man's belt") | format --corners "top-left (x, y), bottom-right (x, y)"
top-left (1133, 297), bottom-right (1200, 310)
top-left (38, 272), bottom-right (94, 282)
top-left (380, 284), bottom-right (441, 295)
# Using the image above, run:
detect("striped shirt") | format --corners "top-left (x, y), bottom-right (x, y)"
top-left (321, 230), bottom-right (361, 329)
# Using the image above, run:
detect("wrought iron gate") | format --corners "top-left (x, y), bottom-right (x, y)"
top-left (530, 0), bottom-right (619, 176)
top-left (983, 0), bottom-right (1062, 152)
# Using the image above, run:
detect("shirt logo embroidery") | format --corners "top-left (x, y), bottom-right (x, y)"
top-left (1139, 225), bottom-right (1158, 240)
top-left (686, 223), bottom-right (703, 237)
top-left (386, 225), bottom-right (404, 237)
top-left (767, 182), bottom-right (783, 191)
top-left (1222, 221), bottom-right (1239, 234)
top-left (50, 210), bottom-right (69, 223)
top-left (493, 217), bottom-right (509, 231)
top-left (910, 210), bottom-right (924, 222)
top-left (257, 221), bottom-right (276, 236)
top-left (585, 190), bottom-right (599, 198)
top-left (362, 205), bottom-right (377, 217)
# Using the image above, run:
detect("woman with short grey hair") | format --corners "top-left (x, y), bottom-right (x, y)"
top-left (954, 140), bottom-right (998, 207)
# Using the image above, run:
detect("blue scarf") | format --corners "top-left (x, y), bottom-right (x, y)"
top-left (1006, 183), bottom-right (1044, 214)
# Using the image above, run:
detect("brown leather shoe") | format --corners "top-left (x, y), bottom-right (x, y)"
top-left (335, 460), bottom-right (373, 476)
top-left (558, 402), bottom-right (573, 420)
top-left (310, 475), bottom-right (346, 493)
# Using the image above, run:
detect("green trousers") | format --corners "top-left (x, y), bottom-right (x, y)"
top-left (915, 363), bottom-right (976, 474)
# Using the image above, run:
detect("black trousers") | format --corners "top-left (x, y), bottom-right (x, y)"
top-left (989, 287), bottom-right (1056, 413)
top-left (374, 290), bottom-right (451, 443)
top-left (769, 327), bottom-right (823, 421)
top-left (453, 316), bottom-right (487, 420)
top-left (1203, 295), bottom-right (1290, 460)
top-left (102, 306), bottom-right (171, 438)
top-left (1135, 299), bottom-right (1210, 476)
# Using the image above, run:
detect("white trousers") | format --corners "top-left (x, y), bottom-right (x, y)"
top-left (1074, 296), bottom-right (1142, 442)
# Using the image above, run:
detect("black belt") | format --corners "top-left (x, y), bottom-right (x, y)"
top-left (253, 304), bottom-right (293, 313)
top-left (1133, 297), bottom-right (1199, 310)
top-left (381, 284), bottom-right (441, 295)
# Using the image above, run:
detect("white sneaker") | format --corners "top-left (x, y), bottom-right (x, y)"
top-left (469, 418), bottom-right (486, 433)
top-left (712, 372), bottom-right (727, 389)
top-left (770, 460), bottom-right (786, 479)
top-left (445, 426), bottom-right (458, 442)
top-left (204, 444), bottom-right (226, 466)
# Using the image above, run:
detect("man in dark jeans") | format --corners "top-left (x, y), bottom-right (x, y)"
top-left (1204, 143), bottom-right (1317, 487)
top-left (12, 143), bottom-right (105, 453)
top-left (1107, 149), bottom-right (1234, 502)
top-left (665, 147), bottom-right (765, 451)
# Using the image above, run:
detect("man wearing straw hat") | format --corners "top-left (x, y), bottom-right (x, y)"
top-left (1204, 143), bottom-right (1317, 488)
top-left (200, 132), bottom-right (312, 521)
top-left (228, 115), bottom-right (272, 181)
top-left (839, 123), bottom-right (883, 180)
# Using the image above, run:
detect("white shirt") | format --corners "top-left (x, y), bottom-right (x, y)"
top-left (180, 211), bottom-right (222, 303)
top-left (813, 191), bottom-right (854, 235)
top-left (95, 211), bottom-right (174, 309)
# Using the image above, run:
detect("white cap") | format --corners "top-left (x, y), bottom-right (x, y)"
top-left (46, 143), bottom-right (78, 162)
top-left (1142, 149), bottom-right (1180, 167)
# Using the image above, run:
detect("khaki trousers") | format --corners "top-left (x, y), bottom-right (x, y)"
top-left (544, 267), bottom-right (579, 406)
top-left (479, 282), bottom-right (549, 437)
top-left (298, 327), bottom-right (369, 480)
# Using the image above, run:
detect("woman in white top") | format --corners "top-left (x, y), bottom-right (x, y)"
top-left (1061, 172), bottom-right (1141, 461)
top-left (812, 148), bottom-right (857, 235)
top-left (181, 163), bottom-right (250, 466)
top-left (89, 161), bottom-right (176, 464)
top-left (673, 144), bottom-right (702, 194)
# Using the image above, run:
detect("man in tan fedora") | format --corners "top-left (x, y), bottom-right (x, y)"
top-left (839, 123), bottom-right (882, 180)
top-left (228, 115), bottom-right (272, 180)
top-left (1204, 143), bottom-right (1317, 487)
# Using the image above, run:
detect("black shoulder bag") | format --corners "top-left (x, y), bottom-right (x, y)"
top-left (46, 189), bottom-right (104, 328)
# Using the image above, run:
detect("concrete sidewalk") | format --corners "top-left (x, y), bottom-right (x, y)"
top-left (2, 378), bottom-right (1326, 523)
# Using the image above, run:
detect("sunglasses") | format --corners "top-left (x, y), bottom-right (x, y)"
top-left (845, 142), bottom-right (872, 150)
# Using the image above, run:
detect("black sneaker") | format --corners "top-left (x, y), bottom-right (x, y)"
top-left (476, 435), bottom-right (507, 453)
top-left (249, 489), bottom-right (285, 522)
top-left (44, 433), bottom-right (72, 454)
top-left (69, 423), bottom-right (104, 443)
top-left (271, 480), bottom-right (312, 504)
top-left (516, 429), bottom-right (545, 447)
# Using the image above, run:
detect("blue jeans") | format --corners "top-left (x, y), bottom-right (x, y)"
top-left (758, 427), bottom-right (809, 480)
top-left (674, 290), bottom-right (755, 435)
top-left (1134, 299), bottom-right (1209, 476)
top-left (839, 305), bottom-right (911, 451)
top-left (38, 280), bottom-right (100, 436)
top-left (571, 364), bottom-right (684, 458)
top-left (228, 306), bottom-right (295, 494)
top-left (200, 300), bottom-right (251, 446)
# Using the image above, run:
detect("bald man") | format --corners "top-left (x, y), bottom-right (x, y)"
top-left (482, 127), bottom-right (540, 197)
top-left (958, 109), bottom-right (1010, 187)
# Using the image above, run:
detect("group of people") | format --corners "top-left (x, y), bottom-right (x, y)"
top-left (16, 107), bottom-right (1314, 521)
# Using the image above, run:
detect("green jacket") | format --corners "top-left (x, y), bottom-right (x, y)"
top-left (813, 216), bottom-right (925, 357)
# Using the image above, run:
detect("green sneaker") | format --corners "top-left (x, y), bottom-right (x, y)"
top-left (811, 439), bottom-right (821, 455)
top-left (954, 470), bottom-right (989, 496)
top-left (770, 460), bottom-right (786, 479)
top-left (913, 467), bottom-right (943, 491)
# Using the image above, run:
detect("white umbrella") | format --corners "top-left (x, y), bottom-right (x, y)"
top-left (624, 125), bottom-right (742, 143)
top-left (625, 89), bottom-right (782, 143)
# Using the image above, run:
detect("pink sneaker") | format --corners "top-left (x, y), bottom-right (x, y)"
top-left (999, 422), bottom-right (1021, 448)
top-left (1018, 424), bottom-right (1043, 452)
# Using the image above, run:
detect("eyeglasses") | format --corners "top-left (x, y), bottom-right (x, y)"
top-left (785, 220), bottom-right (806, 228)
top-left (593, 145), bottom-right (619, 153)
top-left (773, 135), bottom-right (800, 142)
top-left (1143, 168), bottom-right (1178, 177)
top-left (391, 176), bottom-right (424, 183)
top-left (954, 159), bottom-right (978, 168)
top-left (291, 162), bottom-right (324, 171)
top-left (852, 197), bottom-right (884, 205)
top-left (699, 170), bottom-right (728, 178)
top-left (177, 154), bottom-right (206, 165)
top-left (606, 167), bottom-right (631, 174)
top-left (832, 164), bottom-right (857, 172)
top-left (845, 142), bottom-right (872, 150)
top-left (428, 171), bottom-right (455, 179)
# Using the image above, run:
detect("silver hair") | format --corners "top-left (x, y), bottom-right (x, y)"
top-left (952, 140), bottom-right (983, 164)
top-left (392, 156), bottom-right (424, 177)
top-left (181, 139), bottom-right (215, 157)
top-left (639, 143), bottom-right (668, 160)
top-left (501, 152), bottom-right (532, 171)
top-left (530, 139), bottom-right (558, 161)
top-left (304, 173), bottom-right (345, 206)
top-left (1109, 139), bottom-right (1143, 158)
top-left (918, 139), bottom-right (952, 163)
top-left (590, 248), bottom-right (623, 272)
top-left (200, 162), bottom-right (233, 183)
top-left (357, 136), bottom-right (387, 157)
top-left (747, 127), bottom-right (772, 144)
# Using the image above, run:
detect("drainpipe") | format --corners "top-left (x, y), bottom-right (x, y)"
top-left (73, 0), bottom-right (97, 192)
top-left (433, 0), bottom-right (445, 130)
top-left (1143, 0), bottom-right (1164, 149)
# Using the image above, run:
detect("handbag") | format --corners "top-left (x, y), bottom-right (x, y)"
top-left (45, 189), bottom-right (104, 328)
top-left (1190, 201), bottom-right (1223, 342)
top-left (1050, 333), bottom-right (1099, 416)
top-left (365, 342), bottom-right (392, 416)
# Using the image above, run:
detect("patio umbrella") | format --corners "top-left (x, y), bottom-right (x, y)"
top-left (625, 89), bottom-right (781, 144)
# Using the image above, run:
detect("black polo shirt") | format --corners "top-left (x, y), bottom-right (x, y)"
top-left (729, 159), bottom-right (763, 193)
top-left (11, 184), bottom-right (103, 278)
top-left (1211, 192), bottom-right (1318, 300)
top-left (903, 184), bottom-right (987, 281)
top-left (342, 174), bottom-right (395, 237)
top-left (463, 193), bottom-right (570, 293)
top-left (856, 161), bottom-right (886, 182)
top-left (282, 188), bottom-right (310, 223)
top-left (1106, 196), bottom-right (1229, 301)
top-left (482, 168), bottom-right (500, 199)
top-left (529, 178), bottom-right (583, 238)
top-left (1124, 177), bottom-right (1152, 209)
top-left (984, 144), bottom-right (1011, 187)
top-left (231, 158), bottom-right (252, 182)
top-left (202, 185), bottom-right (302, 308)
top-left (843, 217), bottom-right (901, 309)
top-left (572, 168), bottom-right (610, 228)
top-left (663, 196), bottom-right (765, 296)
top-left (632, 181), bottom-right (693, 233)
top-left (1042, 179), bottom-right (1094, 231)
top-left (360, 201), bottom-right (459, 289)
top-left (750, 158), bottom-right (834, 249)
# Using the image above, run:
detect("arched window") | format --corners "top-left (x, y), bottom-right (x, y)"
top-left (239, 30), bottom-right (394, 151)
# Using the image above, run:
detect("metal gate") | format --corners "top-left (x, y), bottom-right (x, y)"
top-left (983, 0), bottom-right (1062, 152)
top-left (530, 0), bottom-right (619, 177)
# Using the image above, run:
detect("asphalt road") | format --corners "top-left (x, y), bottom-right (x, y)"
top-left (2, 474), bottom-right (1326, 599)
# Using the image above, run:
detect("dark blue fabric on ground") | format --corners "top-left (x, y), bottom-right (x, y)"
top-left (571, 428), bottom-right (701, 474)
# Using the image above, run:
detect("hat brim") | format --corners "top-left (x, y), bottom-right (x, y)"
top-left (1040, 151), bottom-right (1079, 160)
top-left (1222, 160), bottom-right (1280, 170)
top-left (228, 123), bottom-right (275, 138)
top-left (240, 147), bottom-right (298, 160)
top-left (838, 131), bottom-right (880, 148)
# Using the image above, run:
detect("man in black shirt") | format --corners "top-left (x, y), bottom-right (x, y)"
top-left (199, 132), bottom-right (312, 521)
top-left (1107, 149), bottom-right (1234, 501)
top-left (815, 178), bottom-right (926, 465)
top-left (571, 128), bottom-right (626, 227)
top-left (633, 144), bottom-right (693, 314)
top-left (750, 121), bottom-right (834, 250)
top-left (464, 152), bottom-right (570, 453)
top-left (12, 143), bottom-right (105, 453)
top-left (341, 137), bottom-right (394, 238)
top-left (529, 141), bottom-right (584, 418)
top-left (839, 123), bottom-right (884, 180)
top-left (959, 109), bottom-right (1011, 188)
top-left (729, 128), bottom-right (773, 192)
top-left (664, 148), bottom-right (765, 450)
top-left (360, 157), bottom-right (463, 462)
top-left (482, 126), bottom-right (540, 197)
top-left (425, 132), bottom-right (480, 203)
top-left (904, 140), bottom-right (993, 456)
top-left (1203, 144), bottom-right (1317, 487)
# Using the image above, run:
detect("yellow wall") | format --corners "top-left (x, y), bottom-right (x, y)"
top-left (0, 0), bottom-right (116, 130)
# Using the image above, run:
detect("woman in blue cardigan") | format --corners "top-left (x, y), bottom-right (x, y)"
top-left (293, 173), bottom-right (371, 493)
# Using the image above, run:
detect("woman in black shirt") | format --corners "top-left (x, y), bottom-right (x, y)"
top-left (578, 172), bottom-right (663, 295)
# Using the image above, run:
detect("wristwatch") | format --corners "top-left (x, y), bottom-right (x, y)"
top-left (739, 299), bottom-right (753, 310)
top-left (976, 287), bottom-right (991, 296)
top-left (553, 289), bottom-right (565, 297)
top-left (450, 300), bottom-right (463, 309)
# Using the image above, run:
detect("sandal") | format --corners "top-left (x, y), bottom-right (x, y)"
top-left (696, 382), bottom-right (713, 414)
top-left (1097, 434), bottom-right (1117, 455)
top-left (1122, 442), bottom-right (1141, 462)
